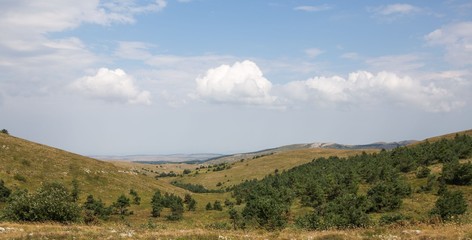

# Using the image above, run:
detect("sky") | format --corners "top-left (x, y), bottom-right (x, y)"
top-left (0, 0), bottom-right (471, 155)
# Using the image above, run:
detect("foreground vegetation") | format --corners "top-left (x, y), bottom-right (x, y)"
top-left (1, 129), bottom-right (472, 239)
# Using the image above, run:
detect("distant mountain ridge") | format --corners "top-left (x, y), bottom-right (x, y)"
top-left (92, 153), bottom-right (224, 163)
top-left (93, 140), bottom-right (417, 164)
top-left (204, 140), bottom-right (417, 165)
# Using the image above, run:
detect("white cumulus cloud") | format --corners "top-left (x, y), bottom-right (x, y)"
top-left (425, 21), bottom-right (472, 66)
top-left (283, 71), bottom-right (462, 112)
top-left (195, 60), bottom-right (276, 105)
top-left (72, 68), bottom-right (151, 105)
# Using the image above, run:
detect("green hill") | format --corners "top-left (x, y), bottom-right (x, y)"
top-left (0, 133), bottom-right (187, 205)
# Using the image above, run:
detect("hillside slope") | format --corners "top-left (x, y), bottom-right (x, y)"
top-left (0, 133), bottom-right (184, 204)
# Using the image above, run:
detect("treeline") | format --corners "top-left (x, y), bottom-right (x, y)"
top-left (230, 134), bottom-right (472, 230)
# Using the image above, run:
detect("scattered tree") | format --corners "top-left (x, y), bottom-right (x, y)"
top-left (113, 194), bottom-right (131, 216)
top-left (206, 202), bottom-right (213, 210)
top-left (151, 190), bottom-right (163, 217)
top-left (213, 200), bottom-right (223, 211)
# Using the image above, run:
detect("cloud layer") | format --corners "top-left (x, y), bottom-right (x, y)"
top-left (284, 71), bottom-right (462, 112)
top-left (195, 60), bottom-right (464, 112)
top-left (426, 21), bottom-right (472, 66)
top-left (195, 61), bottom-right (276, 105)
top-left (72, 68), bottom-right (151, 105)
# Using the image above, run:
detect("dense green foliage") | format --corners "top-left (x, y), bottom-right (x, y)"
top-left (431, 190), bottom-right (468, 220)
top-left (2, 183), bottom-right (81, 223)
top-left (232, 134), bottom-right (472, 230)
top-left (150, 190), bottom-right (185, 221)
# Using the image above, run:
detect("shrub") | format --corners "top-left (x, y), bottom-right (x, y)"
top-left (242, 196), bottom-right (289, 230)
top-left (0, 180), bottom-right (11, 202)
top-left (113, 194), bottom-right (131, 216)
top-left (83, 195), bottom-right (112, 223)
top-left (431, 190), bottom-right (467, 220)
top-left (2, 183), bottom-right (81, 223)
top-left (442, 160), bottom-right (472, 185)
top-left (213, 200), bottom-right (223, 211)
top-left (205, 202), bottom-right (213, 210)
top-left (151, 190), bottom-right (163, 217)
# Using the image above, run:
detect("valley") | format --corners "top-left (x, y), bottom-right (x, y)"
top-left (0, 130), bottom-right (472, 239)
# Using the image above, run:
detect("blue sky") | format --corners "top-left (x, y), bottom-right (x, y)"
top-left (1, 0), bottom-right (471, 155)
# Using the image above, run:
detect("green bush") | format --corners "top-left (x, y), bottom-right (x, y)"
top-left (431, 190), bottom-right (467, 220)
top-left (213, 200), bottom-right (223, 211)
top-left (2, 183), bottom-right (81, 223)
top-left (442, 160), bottom-right (472, 185)
top-left (0, 180), bottom-right (11, 202)
top-left (112, 194), bottom-right (131, 216)
top-left (242, 196), bottom-right (289, 230)
top-left (83, 195), bottom-right (112, 223)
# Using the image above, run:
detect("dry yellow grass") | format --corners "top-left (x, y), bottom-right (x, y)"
top-left (0, 222), bottom-right (471, 239)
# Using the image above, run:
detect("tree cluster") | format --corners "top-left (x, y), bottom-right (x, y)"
top-left (230, 134), bottom-right (472, 229)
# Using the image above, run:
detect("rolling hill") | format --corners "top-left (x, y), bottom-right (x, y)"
top-left (0, 133), bottom-right (186, 205)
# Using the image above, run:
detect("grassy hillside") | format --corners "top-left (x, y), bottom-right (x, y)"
top-left (0, 133), bottom-right (235, 228)
top-left (176, 148), bottom-right (376, 189)
top-left (0, 133), bottom-right (187, 200)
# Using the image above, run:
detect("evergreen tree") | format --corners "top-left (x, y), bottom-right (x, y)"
top-left (187, 198), bottom-right (197, 211)
top-left (431, 190), bottom-right (468, 220)
top-left (113, 194), bottom-right (131, 216)
top-left (213, 200), bottom-right (223, 211)
top-left (151, 190), bottom-right (163, 217)
top-left (205, 202), bottom-right (213, 210)
top-left (83, 195), bottom-right (112, 224)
